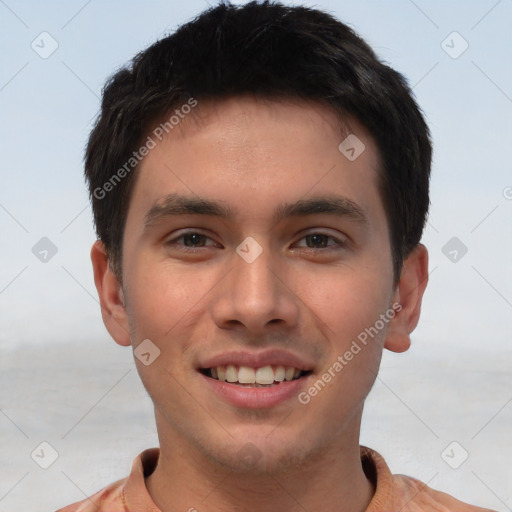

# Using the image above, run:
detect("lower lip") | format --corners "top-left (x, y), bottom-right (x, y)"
top-left (200, 373), bottom-right (309, 409)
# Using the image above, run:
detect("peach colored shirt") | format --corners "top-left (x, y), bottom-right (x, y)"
top-left (56, 446), bottom-right (496, 512)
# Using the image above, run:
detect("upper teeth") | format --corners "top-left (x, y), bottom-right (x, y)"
top-left (210, 365), bottom-right (302, 384)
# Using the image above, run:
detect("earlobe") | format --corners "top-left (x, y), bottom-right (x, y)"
top-left (384, 244), bottom-right (429, 353)
top-left (90, 240), bottom-right (131, 347)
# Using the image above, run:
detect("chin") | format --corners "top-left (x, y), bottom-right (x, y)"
top-left (200, 428), bottom-right (322, 476)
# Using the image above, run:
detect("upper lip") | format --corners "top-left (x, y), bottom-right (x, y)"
top-left (198, 349), bottom-right (315, 371)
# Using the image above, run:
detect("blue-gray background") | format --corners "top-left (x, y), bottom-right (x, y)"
top-left (0, 1), bottom-right (511, 510)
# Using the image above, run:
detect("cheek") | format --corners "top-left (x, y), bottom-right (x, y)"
top-left (124, 258), bottom-right (209, 341)
top-left (310, 267), bottom-right (392, 342)
top-left (123, 265), bottom-right (201, 415)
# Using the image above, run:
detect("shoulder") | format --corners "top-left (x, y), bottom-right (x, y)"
top-left (360, 446), bottom-right (496, 512)
top-left (55, 448), bottom-right (160, 512)
top-left (55, 477), bottom-right (127, 512)
top-left (392, 474), bottom-right (497, 512)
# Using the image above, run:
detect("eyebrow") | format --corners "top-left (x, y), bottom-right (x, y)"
top-left (144, 193), bottom-right (369, 228)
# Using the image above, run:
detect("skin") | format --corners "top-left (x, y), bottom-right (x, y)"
top-left (92, 96), bottom-right (428, 512)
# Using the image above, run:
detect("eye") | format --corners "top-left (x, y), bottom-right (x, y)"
top-left (294, 233), bottom-right (346, 250)
top-left (164, 230), bottom-right (347, 252)
top-left (165, 231), bottom-right (217, 249)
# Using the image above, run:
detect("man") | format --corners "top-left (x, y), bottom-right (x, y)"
top-left (57, 1), bottom-right (496, 511)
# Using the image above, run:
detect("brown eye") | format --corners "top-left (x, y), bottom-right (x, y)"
top-left (304, 234), bottom-right (330, 248)
top-left (166, 231), bottom-right (216, 248)
top-left (181, 233), bottom-right (207, 247)
top-left (295, 233), bottom-right (346, 250)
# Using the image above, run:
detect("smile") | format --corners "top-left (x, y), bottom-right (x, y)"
top-left (201, 365), bottom-right (311, 386)
top-left (197, 350), bottom-right (315, 408)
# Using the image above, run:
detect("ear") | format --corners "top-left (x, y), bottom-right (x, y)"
top-left (90, 240), bottom-right (131, 347)
top-left (384, 244), bottom-right (429, 353)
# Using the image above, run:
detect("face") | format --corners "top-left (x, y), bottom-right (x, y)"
top-left (111, 97), bottom-right (402, 473)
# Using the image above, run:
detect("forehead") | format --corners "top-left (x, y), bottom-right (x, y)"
top-left (126, 96), bottom-right (383, 228)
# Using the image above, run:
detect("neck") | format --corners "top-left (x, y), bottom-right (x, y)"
top-left (146, 413), bottom-right (375, 512)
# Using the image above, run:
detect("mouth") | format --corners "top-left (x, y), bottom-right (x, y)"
top-left (199, 365), bottom-right (312, 387)
top-left (197, 350), bottom-right (316, 408)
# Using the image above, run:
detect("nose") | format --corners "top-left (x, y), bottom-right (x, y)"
top-left (210, 242), bottom-right (300, 336)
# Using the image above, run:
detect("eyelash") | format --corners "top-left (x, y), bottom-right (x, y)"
top-left (165, 231), bottom-right (347, 252)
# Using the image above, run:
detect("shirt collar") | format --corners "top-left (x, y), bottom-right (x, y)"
top-left (123, 445), bottom-right (392, 511)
